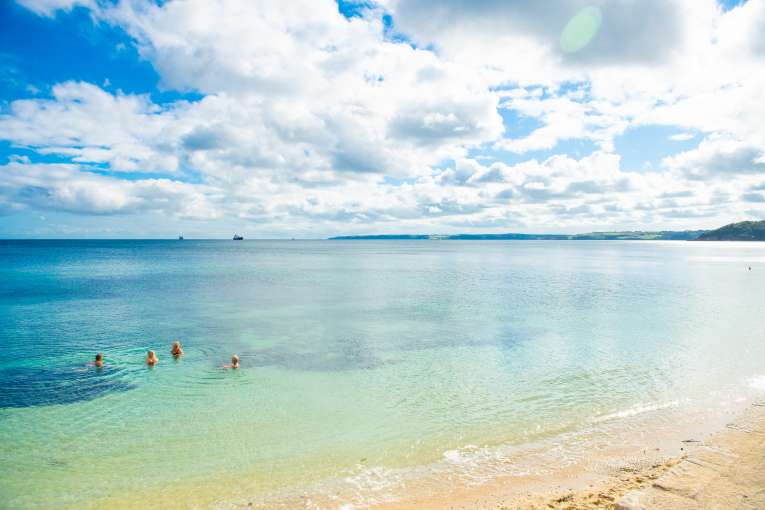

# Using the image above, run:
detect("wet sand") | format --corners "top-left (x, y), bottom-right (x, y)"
top-left (368, 402), bottom-right (765, 510)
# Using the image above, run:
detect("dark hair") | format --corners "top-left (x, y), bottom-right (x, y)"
top-left (95, 353), bottom-right (103, 361)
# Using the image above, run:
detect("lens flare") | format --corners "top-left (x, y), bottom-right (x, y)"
top-left (560, 6), bottom-right (602, 53)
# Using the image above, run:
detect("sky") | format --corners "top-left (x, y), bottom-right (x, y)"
top-left (0, 0), bottom-right (764, 238)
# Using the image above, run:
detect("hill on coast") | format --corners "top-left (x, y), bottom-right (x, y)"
top-left (329, 230), bottom-right (708, 241)
top-left (331, 221), bottom-right (765, 242)
top-left (697, 220), bottom-right (765, 241)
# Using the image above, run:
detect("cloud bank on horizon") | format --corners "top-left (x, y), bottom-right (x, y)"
top-left (0, 0), bottom-right (764, 237)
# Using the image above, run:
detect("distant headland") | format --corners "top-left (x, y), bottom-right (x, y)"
top-left (330, 220), bottom-right (765, 242)
top-left (697, 220), bottom-right (765, 241)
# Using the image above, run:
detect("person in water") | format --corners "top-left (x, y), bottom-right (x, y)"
top-left (90, 353), bottom-right (104, 368)
top-left (146, 350), bottom-right (159, 366)
top-left (225, 354), bottom-right (240, 369)
top-left (171, 340), bottom-right (184, 357)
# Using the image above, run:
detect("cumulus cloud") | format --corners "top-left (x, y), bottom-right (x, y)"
top-left (0, 162), bottom-right (220, 218)
top-left (389, 97), bottom-right (501, 145)
top-left (0, 82), bottom-right (182, 173)
top-left (389, 0), bottom-right (683, 69)
top-left (2, 0), bottom-right (765, 235)
top-left (663, 136), bottom-right (765, 179)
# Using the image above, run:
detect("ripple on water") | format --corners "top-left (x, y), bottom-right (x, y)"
top-left (0, 364), bottom-right (134, 408)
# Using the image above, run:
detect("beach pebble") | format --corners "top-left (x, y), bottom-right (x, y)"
top-left (615, 491), bottom-right (645, 510)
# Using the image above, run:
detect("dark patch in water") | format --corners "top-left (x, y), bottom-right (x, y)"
top-left (245, 338), bottom-right (395, 372)
top-left (394, 322), bottom-right (541, 352)
top-left (46, 457), bottom-right (68, 468)
top-left (0, 366), bottom-right (135, 408)
top-left (242, 324), bottom-right (539, 372)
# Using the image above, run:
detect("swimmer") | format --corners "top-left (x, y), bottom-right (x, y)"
top-left (224, 354), bottom-right (240, 369)
top-left (146, 350), bottom-right (159, 366)
top-left (171, 340), bottom-right (184, 357)
top-left (86, 353), bottom-right (104, 368)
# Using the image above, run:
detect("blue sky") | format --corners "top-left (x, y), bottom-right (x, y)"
top-left (0, 0), bottom-right (764, 238)
top-left (1, 3), bottom-right (152, 101)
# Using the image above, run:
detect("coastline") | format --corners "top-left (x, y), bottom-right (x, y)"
top-left (367, 401), bottom-right (765, 510)
top-left (28, 383), bottom-right (765, 510)
top-left (218, 391), bottom-right (762, 510)
top-left (52, 375), bottom-right (765, 510)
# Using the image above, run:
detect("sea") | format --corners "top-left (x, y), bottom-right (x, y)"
top-left (1, 239), bottom-right (764, 509)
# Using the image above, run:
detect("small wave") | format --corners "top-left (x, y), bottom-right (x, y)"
top-left (442, 444), bottom-right (479, 464)
top-left (333, 465), bottom-right (404, 509)
top-left (748, 375), bottom-right (765, 391)
top-left (592, 400), bottom-right (678, 423)
top-left (440, 443), bottom-right (538, 483)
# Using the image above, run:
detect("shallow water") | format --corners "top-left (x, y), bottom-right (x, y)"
top-left (1, 240), bottom-right (764, 509)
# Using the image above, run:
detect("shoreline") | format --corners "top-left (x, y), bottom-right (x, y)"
top-left (231, 392), bottom-right (759, 510)
top-left (66, 394), bottom-right (764, 510)
top-left (366, 401), bottom-right (765, 510)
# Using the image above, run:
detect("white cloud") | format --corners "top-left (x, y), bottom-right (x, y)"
top-left (663, 135), bottom-right (765, 179)
top-left (15, 0), bottom-right (93, 17)
top-left (0, 82), bottom-right (182, 173)
top-left (389, 0), bottom-right (684, 72)
top-left (4, 0), bottom-right (765, 235)
top-left (0, 162), bottom-right (220, 218)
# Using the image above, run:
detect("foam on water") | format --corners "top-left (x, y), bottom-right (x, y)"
top-left (592, 400), bottom-right (680, 423)
top-left (748, 375), bottom-right (765, 391)
top-left (240, 389), bottom-right (750, 510)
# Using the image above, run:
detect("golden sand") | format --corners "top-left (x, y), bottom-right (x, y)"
top-left (367, 402), bottom-right (765, 510)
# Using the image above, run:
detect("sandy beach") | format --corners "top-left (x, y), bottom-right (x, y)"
top-left (369, 401), bottom-right (765, 510)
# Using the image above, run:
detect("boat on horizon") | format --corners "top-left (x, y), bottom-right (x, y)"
top-left (233, 234), bottom-right (244, 240)
top-left (178, 234), bottom-right (184, 240)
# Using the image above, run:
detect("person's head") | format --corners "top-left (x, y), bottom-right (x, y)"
top-left (232, 354), bottom-right (239, 365)
top-left (172, 341), bottom-right (181, 349)
top-left (148, 350), bottom-right (156, 358)
top-left (95, 353), bottom-right (103, 362)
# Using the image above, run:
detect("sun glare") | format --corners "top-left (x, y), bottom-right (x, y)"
top-left (560, 6), bottom-right (603, 53)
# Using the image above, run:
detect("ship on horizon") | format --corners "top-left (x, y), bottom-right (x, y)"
top-left (233, 234), bottom-right (244, 240)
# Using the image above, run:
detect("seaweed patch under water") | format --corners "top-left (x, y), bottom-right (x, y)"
top-left (0, 365), bottom-right (135, 408)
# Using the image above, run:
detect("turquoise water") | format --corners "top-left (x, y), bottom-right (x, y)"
top-left (1, 240), bottom-right (764, 509)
